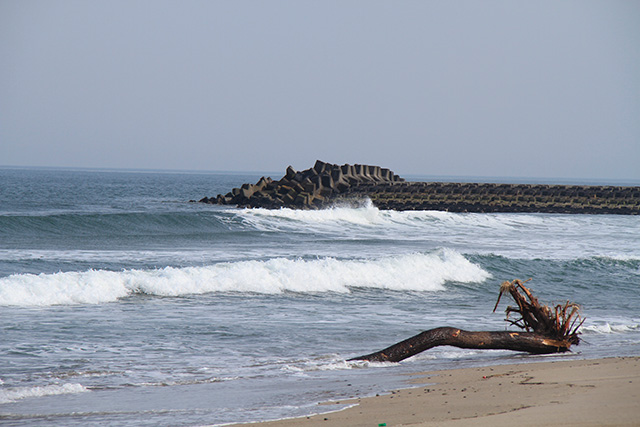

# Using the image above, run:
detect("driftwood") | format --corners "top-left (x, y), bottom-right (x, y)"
top-left (351, 279), bottom-right (585, 363)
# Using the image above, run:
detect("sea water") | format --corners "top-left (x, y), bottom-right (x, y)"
top-left (1, 168), bottom-right (639, 426)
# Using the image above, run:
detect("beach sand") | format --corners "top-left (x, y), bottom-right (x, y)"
top-left (235, 357), bottom-right (640, 427)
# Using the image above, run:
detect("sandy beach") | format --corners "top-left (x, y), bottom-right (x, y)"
top-left (234, 357), bottom-right (640, 427)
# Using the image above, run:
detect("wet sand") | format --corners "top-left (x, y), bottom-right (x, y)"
top-left (234, 357), bottom-right (640, 427)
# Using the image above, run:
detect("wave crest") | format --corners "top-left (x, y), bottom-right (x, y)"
top-left (0, 250), bottom-right (489, 306)
top-left (582, 322), bottom-right (639, 334)
top-left (0, 383), bottom-right (89, 404)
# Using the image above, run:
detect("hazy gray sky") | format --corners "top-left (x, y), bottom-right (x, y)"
top-left (1, 1), bottom-right (639, 179)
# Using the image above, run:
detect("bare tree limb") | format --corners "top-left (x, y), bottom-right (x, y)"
top-left (350, 280), bottom-right (583, 363)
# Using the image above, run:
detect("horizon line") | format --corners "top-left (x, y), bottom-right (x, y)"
top-left (1, 164), bottom-right (639, 186)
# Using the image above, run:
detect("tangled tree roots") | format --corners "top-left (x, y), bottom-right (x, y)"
top-left (350, 279), bottom-right (585, 363)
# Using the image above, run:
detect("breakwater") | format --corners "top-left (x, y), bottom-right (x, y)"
top-left (198, 160), bottom-right (404, 209)
top-left (198, 161), bottom-right (640, 215)
top-left (344, 181), bottom-right (640, 215)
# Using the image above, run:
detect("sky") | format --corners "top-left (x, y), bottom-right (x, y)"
top-left (1, 1), bottom-right (639, 180)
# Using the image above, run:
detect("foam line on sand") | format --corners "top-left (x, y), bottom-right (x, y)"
top-left (231, 357), bottom-right (640, 427)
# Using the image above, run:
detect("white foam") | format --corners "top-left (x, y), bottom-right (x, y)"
top-left (234, 203), bottom-right (640, 260)
top-left (239, 199), bottom-right (384, 227)
top-left (0, 249), bottom-right (489, 306)
top-left (582, 321), bottom-right (640, 334)
top-left (282, 358), bottom-right (395, 374)
top-left (0, 383), bottom-right (89, 404)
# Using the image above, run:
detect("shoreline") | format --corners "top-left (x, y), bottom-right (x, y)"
top-left (229, 356), bottom-right (640, 427)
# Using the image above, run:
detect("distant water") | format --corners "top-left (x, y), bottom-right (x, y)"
top-left (1, 168), bottom-right (639, 426)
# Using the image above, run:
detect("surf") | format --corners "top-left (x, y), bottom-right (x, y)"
top-left (0, 249), bottom-right (489, 306)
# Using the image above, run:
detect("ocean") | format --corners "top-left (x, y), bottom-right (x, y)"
top-left (1, 167), bottom-right (639, 426)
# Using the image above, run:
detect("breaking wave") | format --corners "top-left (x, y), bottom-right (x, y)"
top-left (234, 201), bottom-right (640, 259)
top-left (582, 321), bottom-right (640, 334)
top-left (0, 383), bottom-right (89, 404)
top-left (0, 249), bottom-right (489, 306)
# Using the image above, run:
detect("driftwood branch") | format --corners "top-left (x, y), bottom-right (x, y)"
top-left (351, 279), bottom-right (584, 363)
